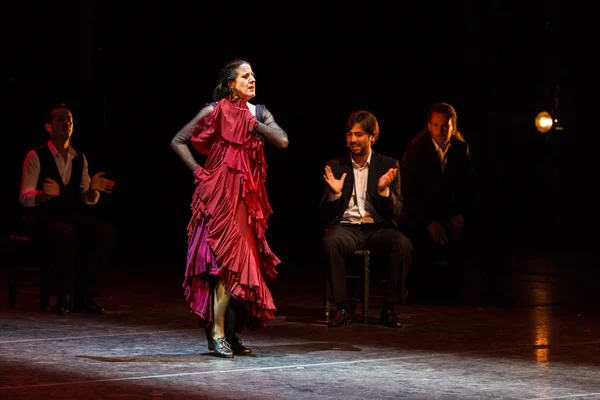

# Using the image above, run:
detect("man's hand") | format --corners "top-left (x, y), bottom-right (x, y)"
top-left (449, 214), bottom-right (465, 241)
top-left (91, 172), bottom-right (115, 193)
top-left (377, 167), bottom-right (397, 192)
top-left (323, 165), bottom-right (346, 195)
top-left (428, 220), bottom-right (448, 244)
top-left (42, 177), bottom-right (60, 197)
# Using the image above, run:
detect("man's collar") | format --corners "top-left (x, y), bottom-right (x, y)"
top-left (47, 140), bottom-right (77, 157)
top-left (431, 137), bottom-right (450, 152)
top-left (351, 149), bottom-right (372, 168)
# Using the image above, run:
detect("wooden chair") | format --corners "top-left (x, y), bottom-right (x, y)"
top-left (6, 233), bottom-right (56, 311)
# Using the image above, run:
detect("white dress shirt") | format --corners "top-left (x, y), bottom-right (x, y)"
top-left (328, 150), bottom-right (390, 224)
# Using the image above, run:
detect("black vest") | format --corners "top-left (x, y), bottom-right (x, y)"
top-left (26, 144), bottom-right (86, 218)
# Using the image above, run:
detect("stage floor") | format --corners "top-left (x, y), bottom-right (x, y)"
top-left (1, 245), bottom-right (600, 400)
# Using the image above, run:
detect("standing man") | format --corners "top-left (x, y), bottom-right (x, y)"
top-left (19, 103), bottom-right (117, 315)
top-left (320, 110), bottom-right (412, 328)
top-left (400, 102), bottom-right (476, 304)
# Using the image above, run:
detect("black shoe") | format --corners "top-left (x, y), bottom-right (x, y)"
top-left (74, 298), bottom-right (105, 314)
top-left (328, 308), bottom-right (352, 327)
top-left (227, 335), bottom-right (251, 355)
top-left (212, 337), bottom-right (234, 358)
top-left (56, 294), bottom-right (73, 315)
top-left (380, 308), bottom-right (402, 328)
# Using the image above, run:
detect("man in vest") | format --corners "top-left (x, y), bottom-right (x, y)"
top-left (19, 103), bottom-right (117, 315)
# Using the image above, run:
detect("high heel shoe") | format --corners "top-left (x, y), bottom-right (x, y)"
top-left (227, 335), bottom-right (251, 355)
top-left (56, 293), bottom-right (73, 315)
top-left (212, 337), bottom-right (233, 358)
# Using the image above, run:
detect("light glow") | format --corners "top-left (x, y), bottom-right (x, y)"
top-left (535, 111), bottom-right (554, 133)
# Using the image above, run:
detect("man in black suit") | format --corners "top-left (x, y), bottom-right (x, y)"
top-left (399, 102), bottom-right (476, 304)
top-left (19, 103), bottom-right (117, 315)
top-left (320, 110), bottom-right (412, 328)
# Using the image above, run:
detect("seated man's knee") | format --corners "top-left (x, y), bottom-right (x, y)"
top-left (322, 228), bottom-right (343, 250)
top-left (92, 219), bottom-right (117, 244)
top-left (395, 233), bottom-right (413, 253)
top-left (53, 220), bottom-right (76, 236)
top-left (103, 222), bottom-right (117, 244)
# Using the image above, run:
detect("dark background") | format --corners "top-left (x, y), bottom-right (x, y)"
top-left (4, 1), bottom-right (577, 272)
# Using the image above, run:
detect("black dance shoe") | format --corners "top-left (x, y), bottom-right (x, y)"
top-left (379, 308), bottom-right (402, 328)
top-left (212, 337), bottom-right (234, 358)
top-left (227, 335), bottom-right (252, 355)
top-left (74, 298), bottom-right (105, 314)
top-left (56, 294), bottom-right (73, 315)
top-left (328, 308), bottom-right (352, 327)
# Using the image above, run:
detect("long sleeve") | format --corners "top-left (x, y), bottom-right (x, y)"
top-left (454, 143), bottom-right (477, 218)
top-left (170, 104), bottom-right (214, 171)
top-left (255, 106), bottom-right (288, 149)
top-left (318, 157), bottom-right (351, 226)
top-left (80, 155), bottom-right (100, 205)
top-left (319, 185), bottom-right (345, 225)
top-left (372, 159), bottom-right (403, 222)
top-left (19, 150), bottom-right (42, 207)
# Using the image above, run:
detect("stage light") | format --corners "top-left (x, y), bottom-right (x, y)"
top-left (535, 111), bottom-right (554, 133)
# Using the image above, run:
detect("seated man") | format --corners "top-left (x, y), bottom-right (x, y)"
top-left (320, 110), bottom-right (412, 328)
top-left (19, 103), bottom-right (117, 315)
top-left (399, 102), bottom-right (476, 304)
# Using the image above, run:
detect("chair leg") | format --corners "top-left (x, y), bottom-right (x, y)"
top-left (401, 265), bottom-right (408, 305)
top-left (325, 249), bottom-right (373, 324)
top-left (324, 276), bottom-right (331, 321)
top-left (362, 251), bottom-right (369, 325)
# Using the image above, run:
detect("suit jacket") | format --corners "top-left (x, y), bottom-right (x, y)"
top-left (400, 129), bottom-right (476, 230)
top-left (319, 151), bottom-right (403, 228)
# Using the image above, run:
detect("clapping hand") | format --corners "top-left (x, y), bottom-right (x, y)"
top-left (42, 177), bottom-right (60, 197)
top-left (377, 168), bottom-right (397, 192)
top-left (449, 214), bottom-right (465, 241)
top-left (428, 220), bottom-right (448, 245)
top-left (323, 165), bottom-right (346, 195)
top-left (91, 172), bottom-right (115, 193)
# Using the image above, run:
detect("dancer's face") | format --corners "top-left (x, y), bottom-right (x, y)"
top-left (230, 63), bottom-right (256, 101)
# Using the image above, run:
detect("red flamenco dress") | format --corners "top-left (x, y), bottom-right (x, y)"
top-left (183, 96), bottom-right (280, 331)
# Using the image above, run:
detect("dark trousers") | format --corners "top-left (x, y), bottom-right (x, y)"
top-left (405, 223), bottom-right (469, 304)
top-left (322, 224), bottom-right (412, 306)
top-left (30, 215), bottom-right (116, 300)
